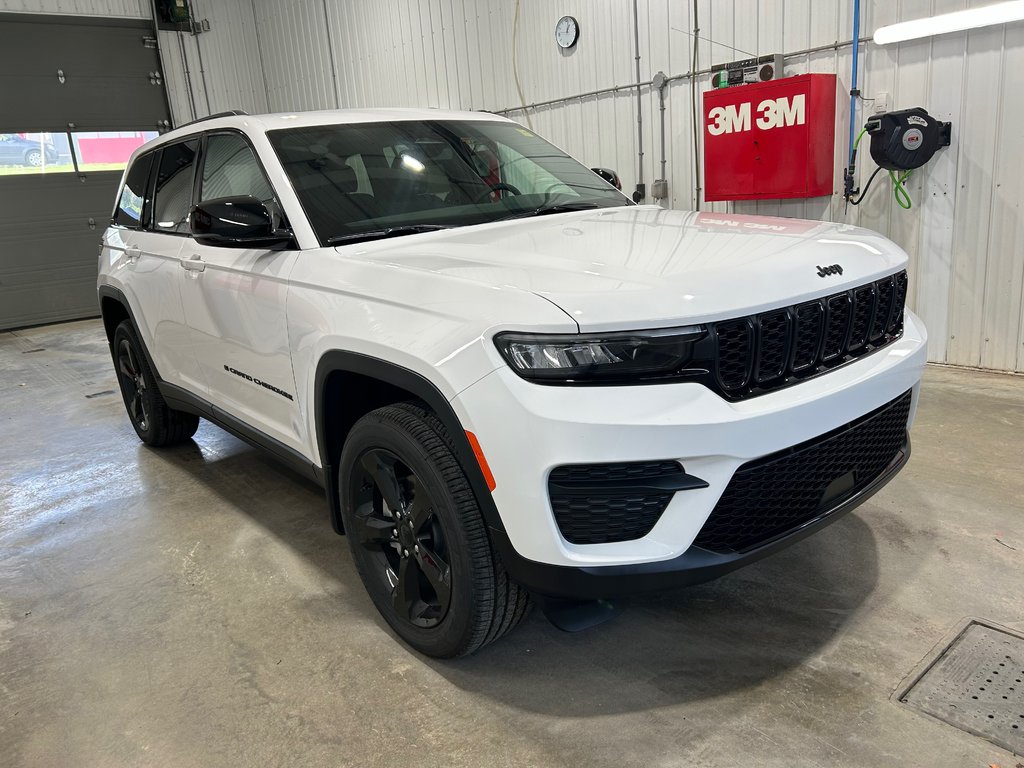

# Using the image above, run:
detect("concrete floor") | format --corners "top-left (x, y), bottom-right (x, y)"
top-left (1, 319), bottom-right (1023, 768)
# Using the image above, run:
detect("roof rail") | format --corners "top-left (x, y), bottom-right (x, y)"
top-left (175, 110), bottom-right (249, 130)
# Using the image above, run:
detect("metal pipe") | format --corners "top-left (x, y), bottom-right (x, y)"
top-left (496, 37), bottom-right (871, 115)
top-left (251, 0), bottom-right (275, 110)
top-left (690, 0), bottom-right (701, 210)
top-left (658, 78), bottom-right (667, 182)
top-left (176, 32), bottom-right (198, 123)
top-left (849, 0), bottom-right (862, 164)
top-left (321, 0), bottom-right (342, 108)
top-left (632, 0), bottom-right (644, 200)
top-left (192, 30), bottom-right (213, 115)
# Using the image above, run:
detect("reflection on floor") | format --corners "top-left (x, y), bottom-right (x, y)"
top-left (1, 318), bottom-right (1022, 767)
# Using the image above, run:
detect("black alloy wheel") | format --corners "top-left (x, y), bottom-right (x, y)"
top-left (339, 403), bottom-right (531, 657)
top-left (111, 320), bottom-right (200, 447)
top-left (117, 336), bottom-right (150, 433)
top-left (351, 448), bottom-right (453, 627)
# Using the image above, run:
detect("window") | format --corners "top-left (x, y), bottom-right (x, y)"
top-left (0, 132), bottom-right (74, 175)
top-left (152, 139), bottom-right (198, 234)
top-left (268, 120), bottom-right (627, 245)
top-left (71, 131), bottom-right (159, 173)
top-left (112, 152), bottom-right (155, 227)
top-left (200, 133), bottom-right (274, 203)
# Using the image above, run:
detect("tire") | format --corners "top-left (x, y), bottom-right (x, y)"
top-left (112, 320), bottom-right (200, 447)
top-left (24, 149), bottom-right (42, 167)
top-left (339, 403), bottom-right (530, 658)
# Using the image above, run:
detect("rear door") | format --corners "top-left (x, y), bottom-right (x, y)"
top-left (110, 139), bottom-right (205, 392)
top-left (179, 131), bottom-right (302, 452)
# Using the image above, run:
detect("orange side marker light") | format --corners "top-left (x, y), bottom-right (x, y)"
top-left (465, 431), bottom-right (496, 492)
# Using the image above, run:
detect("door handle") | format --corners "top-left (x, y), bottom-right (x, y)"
top-left (125, 245), bottom-right (141, 263)
top-left (181, 254), bottom-right (206, 272)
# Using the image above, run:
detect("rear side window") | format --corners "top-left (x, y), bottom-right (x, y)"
top-left (112, 153), bottom-right (154, 228)
top-left (152, 139), bottom-right (199, 234)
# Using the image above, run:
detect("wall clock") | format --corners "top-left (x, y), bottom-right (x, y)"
top-left (555, 15), bottom-right (580, 49)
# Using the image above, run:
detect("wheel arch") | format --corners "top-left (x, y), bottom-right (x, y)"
top-left (98, 285), bottom-right (163, 380)
top-left (314, 350), bottom-right (508, 542)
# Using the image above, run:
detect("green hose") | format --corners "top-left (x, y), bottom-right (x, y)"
top-left (890, 169), bottom-right (913, 209)
top-left (854, 126), bottom-right (914, 209)
top-left (854, 126), bottom-right (868, 152)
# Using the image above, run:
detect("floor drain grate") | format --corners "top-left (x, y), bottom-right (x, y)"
top-left (901, 620), bottom-right (1024, 755)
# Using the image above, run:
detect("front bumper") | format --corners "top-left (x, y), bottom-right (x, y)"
top-left (493, 435), bottom-right (909, 599)
top-left (452, 309), bottom-right (927, 597)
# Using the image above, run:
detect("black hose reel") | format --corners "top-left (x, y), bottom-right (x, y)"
top-left (844, 107), bottom-right (952, 209)
top-left (866, 107), bottom-right (952, 171)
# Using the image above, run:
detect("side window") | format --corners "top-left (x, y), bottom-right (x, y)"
top-left (200, 133), bottom-right (274, 203)
top-left (152, 139), bottom-right (199, 234)
top-left (112, 153), bottom-right (154, 228)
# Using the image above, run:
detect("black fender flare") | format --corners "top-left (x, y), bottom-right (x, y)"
top-left (97, 285), bottom-right (164, 381)
top-left (313, 350), bottom-right (512, 549)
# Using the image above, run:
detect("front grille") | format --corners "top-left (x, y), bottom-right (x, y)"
top-left (693, 389), bottom-right (912, 553)
top-left (703, 270), bottom-right (908, 399)
top-left (549, 461), bottom-right (682, 544)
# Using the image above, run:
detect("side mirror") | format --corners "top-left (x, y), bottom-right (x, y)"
top-left (591, 167), bottom-right (622, 191)
top-left (190, 196), bottom-right (292, 248)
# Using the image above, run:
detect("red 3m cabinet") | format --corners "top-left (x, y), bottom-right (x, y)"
top-left (702, 74), bottom-right (837, 202)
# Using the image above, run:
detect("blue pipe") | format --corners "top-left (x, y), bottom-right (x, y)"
top-left (849, 0), bottom-right (861, 164)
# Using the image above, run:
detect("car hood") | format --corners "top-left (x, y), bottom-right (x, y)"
top-left (341, 206), bottom-right (909, 332)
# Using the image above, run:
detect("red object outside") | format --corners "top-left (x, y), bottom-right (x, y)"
top-left (703, 74), bottom-right (837, 202)
top-left (77, 135), bottom-right (149, 165)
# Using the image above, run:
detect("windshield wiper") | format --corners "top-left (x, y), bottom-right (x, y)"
top-left (496, 201), bottom-right (602, 221)
top-left (326, 224), bottom-right (454, 246)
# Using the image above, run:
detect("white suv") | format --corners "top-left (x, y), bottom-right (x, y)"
top-left (98, 108), bottom-right (927, 657)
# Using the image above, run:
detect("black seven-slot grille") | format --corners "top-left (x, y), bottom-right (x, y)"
top-left (693, 389), bottom-right (912, 553)
top-left (705, 270), bottom-right (908, 399)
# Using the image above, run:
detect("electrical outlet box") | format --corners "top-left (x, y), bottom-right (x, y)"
top-left (651, 179), bottom-right (669, 199)
top-left (873, 92), bottom-right (889, 114)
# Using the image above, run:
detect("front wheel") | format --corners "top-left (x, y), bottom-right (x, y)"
top-left (24, 149), bottom-right (42, 167)
top-left (339, 403), bottom-right (530, 657)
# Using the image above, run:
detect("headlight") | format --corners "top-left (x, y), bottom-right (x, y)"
top-left (494, 326), bottom-right (706, 383)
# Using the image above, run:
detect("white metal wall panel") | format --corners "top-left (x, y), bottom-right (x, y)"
top-left (253, 0), bottom-right (335, 112)
top-left (156, 0), bottom-right (269, 126)
top-left (159, 0), bottom-right (1024, 372)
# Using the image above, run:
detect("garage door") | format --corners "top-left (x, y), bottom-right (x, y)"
top-left (0, 13), bottom-right (171, 330)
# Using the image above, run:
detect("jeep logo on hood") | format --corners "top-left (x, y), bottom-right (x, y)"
top-left (816, 264), bottom-right (843, 278)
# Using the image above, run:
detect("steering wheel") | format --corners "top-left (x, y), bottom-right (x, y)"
top-left (474, 183), bottom-right (522, 203)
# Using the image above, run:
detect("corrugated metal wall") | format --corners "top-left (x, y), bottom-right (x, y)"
top-left (155, 0), bottom-right (269, 125)
top-left (2, 0), bottom-right (1021, 371)
top-left (230, 0), bottom-right (1023, 373)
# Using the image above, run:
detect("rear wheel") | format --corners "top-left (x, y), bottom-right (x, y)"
top-left (112, 320), bottom-right (199, 446)
top-left (339, 403), bottom-right (530, 657)
top-left (24, 149), bottom-right (42, 167)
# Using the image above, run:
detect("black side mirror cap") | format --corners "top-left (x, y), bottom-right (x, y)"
top-left (190, 196), bottom-right (293, 248)
top-left (591, 167), bottom-right (622, 191)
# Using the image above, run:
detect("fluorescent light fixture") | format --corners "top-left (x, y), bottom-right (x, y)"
top-left (400, 154), bottom-right (425, 172)
top-left (874, 0), bottom-right (1024, 44)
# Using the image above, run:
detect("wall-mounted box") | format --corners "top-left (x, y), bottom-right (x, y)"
top-left (703, 73), bottom-right (837, 202)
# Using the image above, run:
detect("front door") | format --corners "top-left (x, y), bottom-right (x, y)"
top-left (178, 131), bottom-right (302, 453)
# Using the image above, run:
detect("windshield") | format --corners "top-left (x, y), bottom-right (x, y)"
top-left (267, 119), bottom-right (630, 245)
